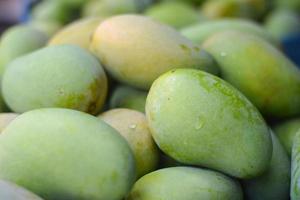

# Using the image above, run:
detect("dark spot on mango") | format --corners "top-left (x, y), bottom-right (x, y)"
top-left (179, 44), bottom-right (191, 54)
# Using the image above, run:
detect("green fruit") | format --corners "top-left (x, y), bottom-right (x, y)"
top-left (203, 31), bottom-right (300, 118)
top-left (49, 17), bottom-right (105, 49)
top-left (127, 167), bottom-right (243, 200)
top-left (0, 25), bottom-right (48, 76)
top-left (291, 130), bottom-right (300, 199)
top-left (146, 69), bottom-right (272, 179)
top-left (100, 108), bottom-right (159, 178)
top-left (110, 85), bottom-right (147, 113)
top-left (0, 108), bottom-right (135, 200)
top-left (243, 131), bottom-right (290, 200)
top-left (28, 20), bottom-right (62, 37)
top-left (0, 180), bottom-right (43, 200)
top-left (274, 118), bottom-right (300, 156)
top-left (0, 113), bottom-right (18, 133)
top-left (275, 0), bottom-right (300, 12)
top-left (145, 2), bottom-right (204, 29)
top-left (90, 14), bottom-right (218, 89)
top-left (2, 45), bottom-right (107, 114)
top-left (181, 19), bottom-right (279, 46)
top-left (162, 0), bottom-right (205, 6)
top-left (265, 8), bottom-right (300, 40)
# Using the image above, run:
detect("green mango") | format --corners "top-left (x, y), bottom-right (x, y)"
top-left (243, 131), bottom-right (290, 200)
top-left (0, 108), bottom-right (135, 200)
top-left (181, 19), bottom-right (279, 46)
top-left (291, 130), bottom-right (300, 199)
top-left (109, 85), bottom-right (147, 113)
top-left (0, 25), bottom-right (48, 76)
top-left (275, 0), bottom-right (300, 12)
top-left (2, 45), bottom-right (108, 114)
top-left (203, 31), bottom-right (300, 118)
top-left (90, 14), bottom-right (219, 90)
top-left (274, 118), bottom-right (300, 156)
top-left (127, 167), bottom-right (243, 200)
top-left (0, 180), bottom-right (43, 200)
top-left (162, 0), bottom-right (205, 6)
top-left (145, 2), bottom-right (204, 29)
top-left (146, 69), bottom-right (272, 179)
top-left (100, 108), bottom-right (159, 178)
top-left (0, 113), bottom-right (18, 133)
top-left (28, 20), bottom-right (62, 37)
top-left (265, 8), bottom-right (300, 40)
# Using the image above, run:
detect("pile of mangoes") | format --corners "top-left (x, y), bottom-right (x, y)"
top-left (0, 0), bottom-right (300, 199)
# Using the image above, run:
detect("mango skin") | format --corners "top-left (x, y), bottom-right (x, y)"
top-left (49, 17), bottom-right (105, 49)
top-left (145, 2), bottom-right (203, 29)
top-left (127, 167), bottom-right (243, 200)
top-left (146, 69), bottom-right (272, 179)
top-left (203, 31), bottom-right (300, 118)
top-left (274, 118), bottom-right (300, 156)
top-left (0, 113), bottom-right (18, 133)
top-left (291, 130), bottom-right (300, 199)
top-left (0, 25), bottom-right (48, 76)
top-left (2, 45), bottom-right (107, 115)
top-left (90, 14), bottom-right (219, 89)
top-left (275, 0), bottom-right (300, 12)
top-left (110, 85), bottom-right (147, 113)
top-left (243, 131), bottom-right (290, 200)
top-left (28, 20), bottom-right (62, 37)
top-left (100, 108), bottom-right (159, 178)
top-left (0, 108), bottom-right (136, 200)
top-left (181, 19), bottom-right (278, 46)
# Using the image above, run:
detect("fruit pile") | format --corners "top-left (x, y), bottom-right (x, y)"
top-left (0, 0), bottom-right (300, 199)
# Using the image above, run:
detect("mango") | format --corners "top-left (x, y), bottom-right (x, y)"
top-left (0, 180), bottom-right (43, 200)
top-left (2, 45), bottom-right (107, 114)
top-left (265, 8), bottom-right (300, 40)
top-left (181, 19), bottom-right (279, 46)
top-left (49, 17), bottom-right (105, 49)
top-left (0, 25), bottom-right (48, 76)
top-left (203, 31), bottom-right (300, 118)
top-left (146, 69), bottom-right (272, 178)
top-left (274, 118), bottom-right (300, 156)
top-left (28, 20), bottom-right (62, 37)
top-left (110, 85), bottom-right (147, 113)
top-left (291, 129), bottom-right (300, 199)
top-left (100, 108), bottom-right (159, 178)
top-left (90, 14), bottom-right (218, 89)
top-left (0, 108), bottom-right (135, 200)
top-left (145, 2), bottom-right (204, 29)
top-left (127, 167), bottom-right (243, 200)
top-left (0, 113), bottom-right (18, 133)
top-left (275, 0), bottom-right (300, 12)
top-left (243, 131), bottom-right (290, 200)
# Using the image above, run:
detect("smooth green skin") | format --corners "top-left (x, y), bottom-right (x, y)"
top-left (274, 118), bottom-right (300, 156)
top-left (0, 108), bottom-right (136, 200)
top-left (0, 180), bottom-right (44, 200)
top-left (110, 85), bottom-right (147, 113)
top-left (181, 19), bottom-right (279, 46)
top-left (203, 31), bottom-right (300, 118)
top-left (0, 113), bottom-right (18, 133)
top-left (145, 2), bottom-right (203, 29)
top-left (162, 0), bottom-right (206, 5)
top-left (243, 132), bottom-right (290, 200)
top-left (275, 0), bottom-right (300, 12)
top-left (90, 14), bottom-right (219, 90)
top-left (127, 167), bottom-right (243, 200)
top-left (28, 20), bottom-right (62, 37)
top-left (146, 69), bottom-right (272, 179)
top-left (2, 45), bottom-right (108, 114)
top-left (291, 130), bottom-right (300, 199)
top-left (0, 25), bottom-right (48, 76)
top-left (100, 108), bottom-right (159, 178)
top-left (49, 17), bottom-right (105, 49)
top-left (265, 9), bottom-right (300, 40)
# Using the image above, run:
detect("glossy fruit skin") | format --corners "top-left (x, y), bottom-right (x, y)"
top-left (181, 19), bottom-right (278, 46)
top-left (127, 167), bottom-right (243, 200)
top-left (203, 31), bottom-right (300, 118)
top-left (0, 25), bottom-right (48, 76)
top-left (291, 130), bottom-right (300, 199)
top-left (146, 69), bottom-right (272, 179)
top-left (0, 180), bottom-right (44, 200)
top-left (2, 45), bottom-right (107, 114)
top-left (90, 14), bottom-right (219, 90)
top-left (0, 113), bottom-right (18, 133)
top-left (243, 131), bottom-right (290, 200)
top-left (0, 108), bottom-right (136, 200)
top-left (100, 108), bottom-right (159, 178)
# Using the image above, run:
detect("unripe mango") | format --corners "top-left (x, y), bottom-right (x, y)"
top-left (100, 108), bottom-right (159, 178)
top-left (2, 45), bottom-right (107, 114)
top-left (275, 0), bottom-right (300, 12)
top-left (0, 108), bottom-right (136, 200)
top-left (127, 167), bottom-right (243, 200)
top-left (0, 113), bottom-right (18, 133)
top-left (28, 20), bottom-right (62, 37)
top-left (203, 31), bottom-right (300, 118)
top-left (90, 15), bottom-right (218, 89)
top-left (291, 130), bottom-right (300, 199)
top-left (146, 69), bottom-right (272, 178)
